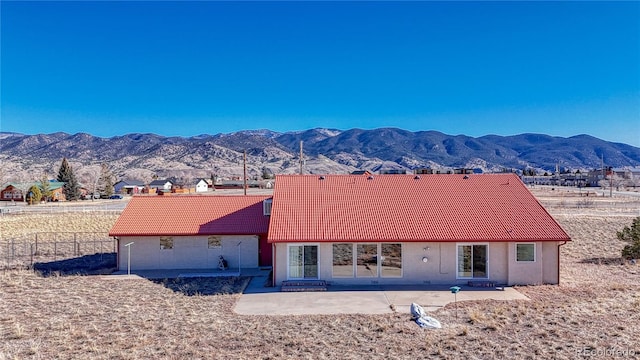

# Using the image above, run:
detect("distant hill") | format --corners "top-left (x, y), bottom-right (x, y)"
top-left (1, 128), bottom-right (638, 184)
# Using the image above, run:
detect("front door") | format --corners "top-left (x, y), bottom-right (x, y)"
top-left (258, 235), bottom-right (272, 267)
top-left (288, 245), bottom-right (318, 279)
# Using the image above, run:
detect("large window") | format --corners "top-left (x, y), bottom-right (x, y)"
top-left (332, 243), bottom-right (353, 277)
top-left (331, 243), bottom-right (403, 278)
top-left (288, 245), bottom-right (318, 279)
top-left (160, 236), bottom-right (174, 250)
top-left (457, 244), bottom-right (488, 278)
top-left (381, 243), bottom-right (402, 277)
top-left (516, 243), bottom-right (535, 262)
top-left (356, 244), bottom-right (378, 277)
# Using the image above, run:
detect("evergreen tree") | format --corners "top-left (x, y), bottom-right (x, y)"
top-left (27, 185), bottom-right (42, 204)
top-left (619, 217), bottom-right (640, 260)
top-left (98, 163), bottom-right (115, 197)
top-left (39, 173), bottom-right (52, 202)
top-left (57, 158), bottom-right (81, 201)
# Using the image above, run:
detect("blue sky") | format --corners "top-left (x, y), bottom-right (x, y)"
top-left (1, 1), bottom-right (639, 146)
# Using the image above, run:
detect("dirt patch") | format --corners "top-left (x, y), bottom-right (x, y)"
top-left (33, 253), bottom-right (117, 276)
top-left (151, 276), bottom-right (250, 296)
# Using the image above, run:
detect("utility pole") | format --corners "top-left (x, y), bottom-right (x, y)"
top-left (610, 168), bottom-right (613, 198)
top-left (243, 150), bottom-right (247, 196)
top-left (299, 141), bottom-right (304, 175)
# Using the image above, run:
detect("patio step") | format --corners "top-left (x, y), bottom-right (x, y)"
top-left (468, 280), bottom-right (497, 288)
top-left (281, 280), bottom-right (328, 292)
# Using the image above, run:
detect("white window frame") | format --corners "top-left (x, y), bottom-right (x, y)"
top-left (380, 243), bottom-right (403, 278)
top-left (286, 243), bottom-right (319, 280)
top-left (330, 243), bottom-right (404, 279)
top-left (515, 243), bottom-right (536, 262)
top-left (263, 199), bottom-right (273, 216)
top-left (355, 243), bottom-right (379, 278)
top-left (332, 243), bottom-right (354, 278)
top-left (456, 243), bottom-right (490, 280)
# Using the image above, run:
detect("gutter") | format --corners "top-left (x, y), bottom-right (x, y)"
top-left (557, 241), bottom-right (568, 285)
top-left (272, 243), bottom-right (276, 287)
top-left (113, 236), bottom-right (120, 271)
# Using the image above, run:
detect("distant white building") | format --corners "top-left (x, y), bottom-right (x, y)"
top-left (195, 179), bottom-right (211, 193)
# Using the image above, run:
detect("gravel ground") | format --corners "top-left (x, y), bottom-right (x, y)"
top-left (1, 191), bottom-right (639, 359)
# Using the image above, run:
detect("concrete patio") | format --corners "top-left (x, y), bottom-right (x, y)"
top-left (235, 276), bottom-right (529, 315)
top-left (109, 268), bottom-right (529, 316)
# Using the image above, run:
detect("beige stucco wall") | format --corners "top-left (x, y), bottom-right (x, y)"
top-left (506, 242), bottom-right (560, 285)
top-left (542, 241), bottom-right (560, 284)
top-left (118, 235), bottom-right (259, 270)
top-left (273, 241), bottom-right (559, 286)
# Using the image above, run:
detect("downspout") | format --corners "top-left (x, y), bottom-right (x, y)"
top-left (557, 241), bottom-right (567, 285)
top-left (272, 243), bottom-right (276, 287)
top-left (114, 237), bottom-right (120, 271)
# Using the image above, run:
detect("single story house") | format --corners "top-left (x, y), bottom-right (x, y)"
top-left (108, 173), bottom-right (570, 286)
top-left (149, 179), bottom-right (173, 193)
top-left (114, 179), bottom-right (146, 195)
top-left (195, 178), bottom-right (211, 193)
top-left (109, 195), bottom-right (272, 270)
top-left (268, 174), bottom-right (570, 286)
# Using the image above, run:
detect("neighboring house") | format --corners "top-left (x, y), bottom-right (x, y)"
top-left (267, 174), bottom-right (570, 286)
top-left (195, 178), bottom-right (211, 193)
top-left (1, 181), bottom-right (66, 201)
top-left (214, 180), bottom-right (262, 189)
top-left (109, 195), bottom-right (272, 270)
top-left (149, 179), bottom-right (173, 193)
top-left (114, 180), bottom-right (146, 195)
top-left (1, 184), bottom-right (24, 201)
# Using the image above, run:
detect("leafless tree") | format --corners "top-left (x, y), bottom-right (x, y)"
top-left (77, 164), bottom-right (102, 199)
top-left (599, 174), bottom-right (625, 196)
top-left (626, 173), bottom-right (640, 189)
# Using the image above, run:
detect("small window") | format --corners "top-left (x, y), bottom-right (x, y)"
top-left (263, 199), bottom-right (273, 216)
top-left (160, 236), bottom-right (174, 250)
top-left (208, 235), bottom-right (222, 248)
top-left (516, 243), bottom-right (535, 262)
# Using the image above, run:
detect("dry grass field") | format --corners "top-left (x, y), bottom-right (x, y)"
top-left (1, 188), bottom-right (639, 359)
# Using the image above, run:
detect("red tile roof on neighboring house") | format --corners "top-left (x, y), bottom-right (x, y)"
top-left (109, 195), bottom-right (271, 237)
top-left (267, 174), bottom-right (570, 243)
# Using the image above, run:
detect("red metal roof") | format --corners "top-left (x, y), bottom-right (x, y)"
top-left (109, 195), bottom-right (271, 237)
top-left (267, 174), bottom-right (570, 243)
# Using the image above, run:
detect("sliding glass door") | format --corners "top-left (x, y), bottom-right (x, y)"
top-left (288, 245), bottom-right (318, 279)
top-left (457, 244), bottom-right (488, 279)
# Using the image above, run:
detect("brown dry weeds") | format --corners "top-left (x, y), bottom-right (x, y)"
top-left (1, 190), bottom-right (640, 359)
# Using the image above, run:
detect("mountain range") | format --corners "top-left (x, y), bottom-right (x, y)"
top-left (1, 128), bottom-right (638, 184)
